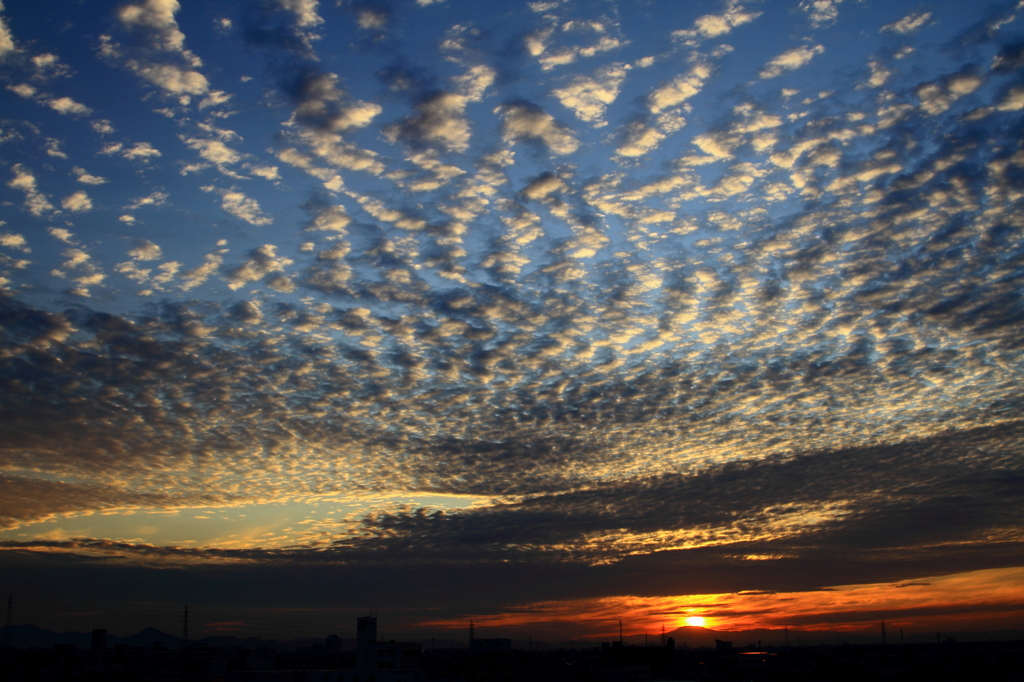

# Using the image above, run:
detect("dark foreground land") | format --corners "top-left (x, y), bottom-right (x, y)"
top-left (2, 637), bottom-right (1024, 682)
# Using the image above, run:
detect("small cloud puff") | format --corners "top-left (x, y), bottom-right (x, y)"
top-left (759, 45), bottom-right (824, 79)
top-left (277, 0), bottom-right (323, 29)
top-left (61, 191), bottom-right (92, 212)
top-left (73, 167), bottom-right (107, 185)
top-left (496, 101), bottom-right (579, 155)
top-left (385, 92), bottom-right (473, 153)
top-left (202, 186), bottom-right (273, 225)
top-left (127, 240), bottom-right (162, 261)
top-left (800, 0), bottom-right (844, 28)
top-left (287, 70), bottom-right (382, 132)
top-left (552, 63), bottom-right (630, 126)
top-left (225, 244), bottom-right (293, 290)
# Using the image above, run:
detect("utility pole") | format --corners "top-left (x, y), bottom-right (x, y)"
top-left (619, 620), bottom-right (623, 644)
top-left (469, 620), bottom-right (475, 647)
top-left (661, 625), bottom-right (665, 646)
top-left (881, 621), bottom-right (887, 645)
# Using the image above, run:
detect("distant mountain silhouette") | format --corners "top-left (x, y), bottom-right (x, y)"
top-left (119, 626), bottom-right (182, 648)
top-left (0, 624), bottom-right (300, 652)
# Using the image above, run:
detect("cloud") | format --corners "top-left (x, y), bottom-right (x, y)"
top-left (865, 60), bottom-right (891, 88)
top-left (384, 92), bottom-right (473, 152)
top-left (0, 233), bottom-right (29, 252)
top-left (759, 45), bottom-right (824, 79)
top-left (672, 4), bottom-right (762, 45)
top-left (552, 63), bottom-right (629, 126)
top-left (277, 0), bottom-right (323, 29)
top-left (648, 62), bottom-right (712, 113)
top-left (0, 8), bottom-right (14, 59)
top-left (881, 11), bottom-right (932, 34)
top-left (91, 119), bottom-right (115, 135)
top-left (179, 250), bottom-right (224, 291)
top-left (521, 172), bottom-right (567, 201)
top-left (126, 191), bottom-right (168, 210)
top-left (46, 96), bottom-right (92, 115)
top-left (30, 52), bottom-right (70, 80)
top-left (182, 136), bottom-right (244, 174)
top-left (202, 187), bottom-right (273, 225)
top-left (72, 167), bottom-right (107, 185)
top-left (6, 83), bottom-right (93, 116)
top-left (117, 0), bottom-right (187, 51)
top-left (225, 244), bottom-right (293, 290)
top-left (0, 475), bottom-right (227, 531)
top-left (285, 68), bottom-right (383, 132)
top-left (917, 72), bottom-right (983, 115)
top-left (357, 8), bottom-right (390, 31)
top-left (103, 0), bottom-right (210, 97)
top-left (102, 141), bottom-right (162, 161)
top-left (614, 121), bottom-right (667, 158)
top-left (800, 0), bottom-right (844, 28)
top-left (132, 62), bottom-right (209, 94)
top-left (453, 64), bottom-right (495, 102)
top-left (496, 101), bottom-right (579, 155)
top-left (305, 205), bottom-right (351, 234)
top-left (7, 164), bottom-right (53, 215)
top-left (60, 190), bottom-right (92, 212)
top-left (127, 240), bottom-right (163, 261)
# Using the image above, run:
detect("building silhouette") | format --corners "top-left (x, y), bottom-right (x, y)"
top-left (353, 615), bottom-right (424, 682)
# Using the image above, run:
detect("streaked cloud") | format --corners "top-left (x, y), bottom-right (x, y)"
top-left (759, 45), bottom-right (825, 79)
top-left (881, 11), bottom-right (932, 34)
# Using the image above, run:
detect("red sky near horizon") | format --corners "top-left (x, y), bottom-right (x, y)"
top-left (420, 567), bottom-right (1024, 639)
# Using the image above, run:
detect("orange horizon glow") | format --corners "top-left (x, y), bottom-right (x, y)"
top-left (419, 566), bottom-right (1024, 638)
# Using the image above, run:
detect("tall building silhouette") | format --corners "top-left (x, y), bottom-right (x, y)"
top-left (354, 615), bottom-right (424, 681)
top-left (356, 616), bottom-right (377, 671)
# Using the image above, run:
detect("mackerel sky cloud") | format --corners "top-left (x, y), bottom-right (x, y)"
top-left (1, 0), bottom-right (1023, 640)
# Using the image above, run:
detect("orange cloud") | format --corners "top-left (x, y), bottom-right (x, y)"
top-left (419, 566), bottom-right (1024, 638)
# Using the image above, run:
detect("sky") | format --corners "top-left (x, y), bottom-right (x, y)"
top-left (1, 0), bottom-right (1024, 643)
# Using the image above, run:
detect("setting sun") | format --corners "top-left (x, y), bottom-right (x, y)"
top-left (685, 616), bottom-right (706, 627)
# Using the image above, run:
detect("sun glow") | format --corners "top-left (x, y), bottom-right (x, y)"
top-left (420, 567), bottom-right (1024, 637)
